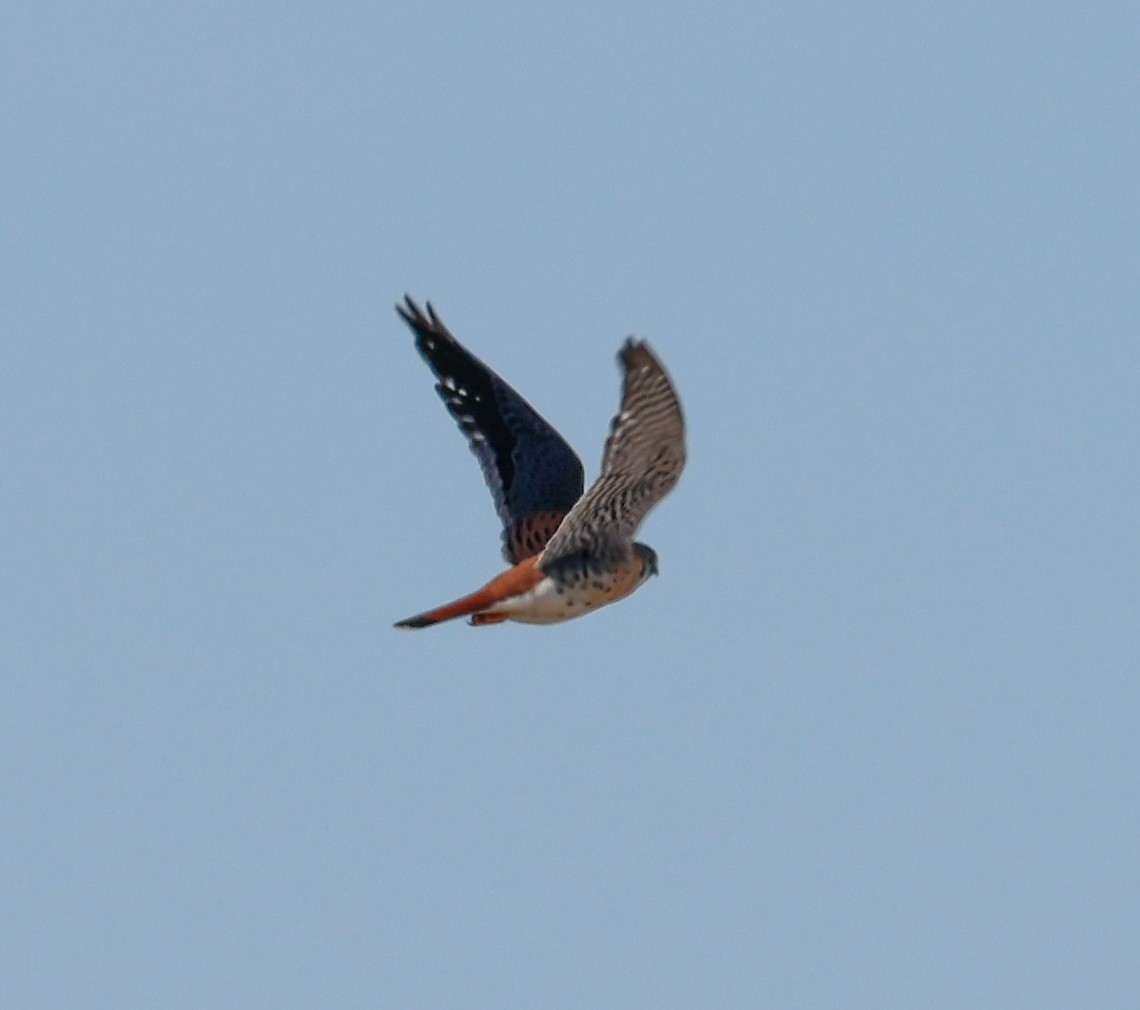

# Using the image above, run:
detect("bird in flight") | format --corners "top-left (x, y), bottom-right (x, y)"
top-left (393, 296), bottom-right (685, 629)
top-left (392, 296), bottom-right (679, 629)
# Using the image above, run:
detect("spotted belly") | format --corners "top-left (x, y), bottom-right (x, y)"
top-left (488, 561), bottom-right (645, 624)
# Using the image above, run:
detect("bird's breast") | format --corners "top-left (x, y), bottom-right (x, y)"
top-left (492, 559), bottom-right (645, 624)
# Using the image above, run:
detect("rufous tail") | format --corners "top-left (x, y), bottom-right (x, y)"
top-left (393, 586), bottom-right (503, 629)
top-left (393, 557), bottom-right (542, 630)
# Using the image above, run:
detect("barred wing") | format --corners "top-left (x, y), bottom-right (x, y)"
top-left (397, 297), bottom-right (585, 563)
top-left (540, 339), bottom-right (685, 568)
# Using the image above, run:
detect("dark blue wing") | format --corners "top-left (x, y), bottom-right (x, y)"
top-left (397, 296), bottom-right (585, 563)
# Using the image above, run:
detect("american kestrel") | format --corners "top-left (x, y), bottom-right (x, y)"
top-left (393, 296), bottom-right (685, 629)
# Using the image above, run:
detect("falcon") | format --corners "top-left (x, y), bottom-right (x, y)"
top-left (393, 296), bottom-right (685, 628)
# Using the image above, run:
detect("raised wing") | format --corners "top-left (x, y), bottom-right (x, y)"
top-left (397, 296), bottom-right (585, 563)
top-left (540, 339), bottom-right (685, 569)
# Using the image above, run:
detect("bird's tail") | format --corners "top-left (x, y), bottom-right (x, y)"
top-left (393, 557), bottom-right (542, 630)
top-left (393, 586), bottom-right (504, 629)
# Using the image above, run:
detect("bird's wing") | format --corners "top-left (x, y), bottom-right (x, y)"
top-left (540, 339), bottom-right (685, 569)
top-left (398, 296), bottom-right (585, 563)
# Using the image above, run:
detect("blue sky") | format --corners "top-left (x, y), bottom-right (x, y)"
top-left (3, 2), bottom-right (1138, 1007)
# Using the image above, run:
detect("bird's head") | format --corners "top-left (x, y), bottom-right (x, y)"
top-left (633, 542), bottom-right (659, 582)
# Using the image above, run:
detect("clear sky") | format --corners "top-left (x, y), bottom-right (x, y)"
top-left (3, 2), bottom-right (1138, 1007)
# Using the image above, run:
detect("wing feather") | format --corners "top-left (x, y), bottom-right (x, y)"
top-left (540, 339), bottom-right (685, 569)
top-left (397, 297), bottom-right (585, 562)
